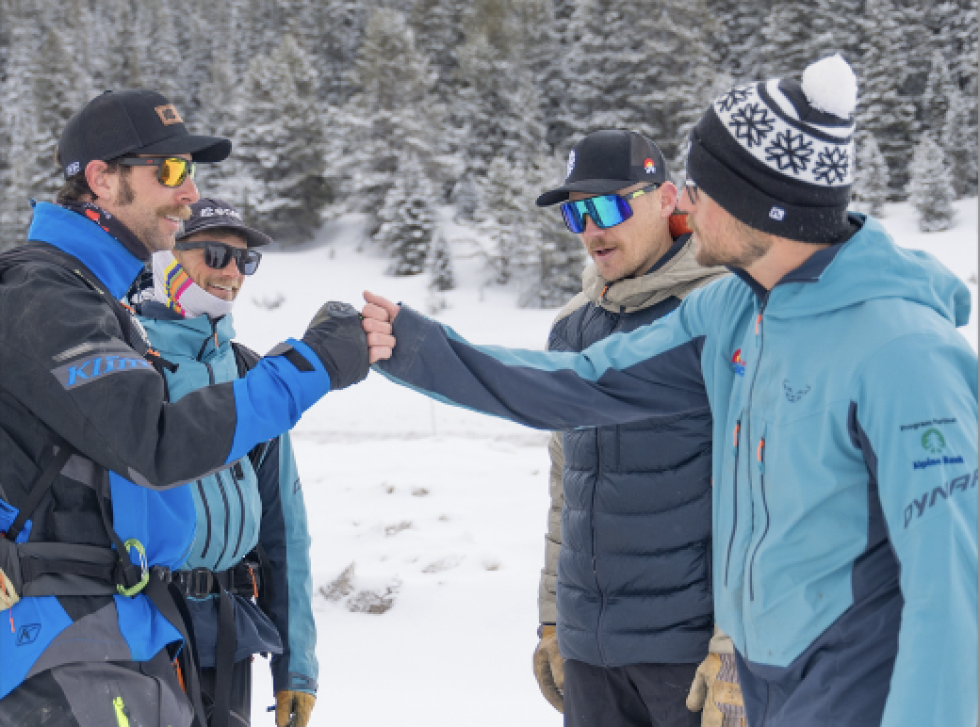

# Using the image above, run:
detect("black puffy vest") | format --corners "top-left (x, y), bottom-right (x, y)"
top-left (550, 295), bottom-right (713, 667)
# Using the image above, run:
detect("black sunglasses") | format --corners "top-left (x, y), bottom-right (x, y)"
top-left (174, 241), bottom-right (262, 275)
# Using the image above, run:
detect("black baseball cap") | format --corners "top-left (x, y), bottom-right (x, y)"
top-left (536, 130), bottom-right (669, 207)
top-left (177, 198), bottom-right (273, 248)
top-left (58, 90), bottom-right (231, 179)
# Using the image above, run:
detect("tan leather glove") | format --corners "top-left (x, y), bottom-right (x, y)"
top-left (532, 625), bottom-right (565, 713)
top-left (686, 653), bottom-right (747, 727)
top-left (275, 690), bottom-right (316, 727)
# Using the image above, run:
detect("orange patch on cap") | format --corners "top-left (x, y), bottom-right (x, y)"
top-left (154, 104), bottom-right (183, 126)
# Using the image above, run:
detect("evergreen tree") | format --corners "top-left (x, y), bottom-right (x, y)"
top-left (857, 0), bottom-right (917, 195)
top-left (375, 156), bottom-right (438, 277)
top-left (334, 8), bottom-right (437, 214)
top-left (476, 156), bottom-right (530, 285)
top-left (475, 153), bottom-right (584, 306)
top-left (759, 1), bottom-right (837, 78)
top-left (234, 34), bottom-right (330, 242)
top-left (451, 173), bottom-right (480, 221)
top-left (930, 0), bottom-right (979, 197)
top-left (428, 233), bottom-right (456, 291)
top-left (906, 134), bottom-right (955, 232)
top-left (29, 27), bottom-right (86, 206)
top-left (706, 0), bottom-right (772, 81)
top-left (410, 0), bottom-right (467, 104)
top-left (559, 0), bottom-right (664, 145)
top-left (0, 13), bottom-right (38, 244)
top-left (850, 132), bottom-right (890, 217)
top-left (103, 0), bottom-right (146, 89)
top-left (301, 0), bottom-right (370, 106)
top-left (920, 50), bottom-right (957, 136)
top-left (942, 88), bottom-right (978, 197)
top-left (558, 0), bottom-right (721, 166)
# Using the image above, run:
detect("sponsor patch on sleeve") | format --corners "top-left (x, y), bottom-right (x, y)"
top-left (52, 353), bottom-right (152, 389)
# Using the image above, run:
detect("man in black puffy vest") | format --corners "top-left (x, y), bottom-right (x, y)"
top-left (530, 130), bottom-right (740, 727)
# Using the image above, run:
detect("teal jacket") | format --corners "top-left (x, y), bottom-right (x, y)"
top-left (377, 215), bottom-right (978, 727)
top-left (138, 304), bottom-right (318, 695)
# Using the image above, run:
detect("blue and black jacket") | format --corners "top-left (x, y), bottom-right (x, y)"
top-left (0, 202), bottom-right (330, 701)
top-left (137, 304), bottom-right (318, 695)
top-left (377, 215), bottom-right (978, 727)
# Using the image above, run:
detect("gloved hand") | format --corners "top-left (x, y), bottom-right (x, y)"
top-left (275, 690), bottom-right (316, 727)
top-left (686, 653), bottom-right (747, 727)
top-left (532, 624), bottom-right (564, 713)
top-left (300, 301), bottom-right (370, 390)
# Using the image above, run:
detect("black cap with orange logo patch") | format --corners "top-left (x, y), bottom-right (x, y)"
top-left (58, 89), bottom-right (231, 179)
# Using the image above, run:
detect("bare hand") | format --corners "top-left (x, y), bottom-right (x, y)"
top-left (362, 291), bottom-right (400, 363)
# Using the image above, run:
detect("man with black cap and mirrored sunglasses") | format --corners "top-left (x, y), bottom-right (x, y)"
top-left (361, 54), bottom-right (977, 727)
top-left (528, 129), bottom-right (739, 727)
top-left (0, 89), bottom-right (369, 727)
top-left (132, 198), bottom-right (318, 727)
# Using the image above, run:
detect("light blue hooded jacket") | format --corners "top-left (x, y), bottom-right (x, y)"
top-left (377, 215), bottom-right (978, 727)
top-left (137, 305), bottom-right (319, 695)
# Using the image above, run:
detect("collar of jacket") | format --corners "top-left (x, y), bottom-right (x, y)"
top-left (27, 201), bottom-right (144, 300)
top-left (730, 213), bottom-right (971, 326)
top-left (583, 234), bottom-right (728, 313)
top-left (138, 309), bottom-right (237, 360)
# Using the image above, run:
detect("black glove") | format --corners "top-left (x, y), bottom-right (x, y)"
top-left (300, 302), bottom-right (369, 390)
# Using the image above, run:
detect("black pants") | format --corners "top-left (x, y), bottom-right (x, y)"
top-left (564, 659), bottom-right (700, 727)
top-left (200, 658), bottom-right (253, 727)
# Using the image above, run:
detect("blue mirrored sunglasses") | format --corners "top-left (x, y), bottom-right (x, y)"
top-left (559, 184), bottom-right (660, 234)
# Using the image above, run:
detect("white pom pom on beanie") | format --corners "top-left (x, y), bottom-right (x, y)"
top-left (686, 55), bottom-right (859, 244)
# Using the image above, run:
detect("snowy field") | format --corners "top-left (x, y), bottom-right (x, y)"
top-left (234, 200), bottom-right (978, 726)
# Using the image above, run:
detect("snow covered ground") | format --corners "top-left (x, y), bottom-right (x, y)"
top-left (236, 200), bottom-right (978, 726)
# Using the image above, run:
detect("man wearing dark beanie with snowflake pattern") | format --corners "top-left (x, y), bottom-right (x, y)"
top-left (362, 55), bottom-right (978, 727)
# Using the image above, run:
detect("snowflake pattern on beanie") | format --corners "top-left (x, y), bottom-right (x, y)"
top-left (714, 80), bottom-right (854, 188)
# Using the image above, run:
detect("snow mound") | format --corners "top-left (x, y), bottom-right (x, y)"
top-left (802, 54), bottom-right (857, 119)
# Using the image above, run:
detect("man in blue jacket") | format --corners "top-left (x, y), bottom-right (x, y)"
top-left (361, 55), bottom-right (978, 727)
top-left (0, 90), bottom-right (367, 727)
top-left (528, 129), bottom-right (732, 727)
top-left (134, 199), bottom-right (317, 727)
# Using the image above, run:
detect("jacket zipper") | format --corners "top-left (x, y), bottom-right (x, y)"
top-left (749, 432), bottom-right (769, 601)
top-left (196, 480), bottom-right (212, 559)
top-left (214, 470), bottom-right (232, 567)
top-left (724, 418), bottom-right (742, 586)
top-left (741, 301), bottom-right (768, 637)
top-left (201, 357), bottom-right (232, 568)
top-left (592, 428), bottom-right (608, 665)
top-left (229, 464), bottom-right (246, 560)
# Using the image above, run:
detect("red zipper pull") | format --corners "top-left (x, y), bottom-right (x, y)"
top-left (755, 313), bottom-right (762, 335)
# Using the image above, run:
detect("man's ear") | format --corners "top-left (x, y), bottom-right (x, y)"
top-left (658, 182), bottom-right (678, 218)
top-left (85, 160), bottom-right (113, 201)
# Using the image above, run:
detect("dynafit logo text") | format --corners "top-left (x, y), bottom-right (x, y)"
top-left (904, 468), bottom-right (977, 528)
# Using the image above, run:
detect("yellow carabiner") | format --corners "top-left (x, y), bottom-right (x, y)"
top-left (116, 539), bottom-right (149, 597)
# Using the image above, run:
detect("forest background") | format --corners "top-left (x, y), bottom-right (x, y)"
top-left (0, 0), bottom-right (976, 306)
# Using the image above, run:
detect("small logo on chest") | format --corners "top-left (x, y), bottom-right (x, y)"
top-left (783, 379), bottom-right (811, 402)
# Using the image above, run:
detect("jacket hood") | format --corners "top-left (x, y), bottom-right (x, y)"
top-left (583, 235), bottom-right (728, 313)
top-left (138, 310), bottom-right (237, 360)
top-left (767, 215), bottom-right (972, 327)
